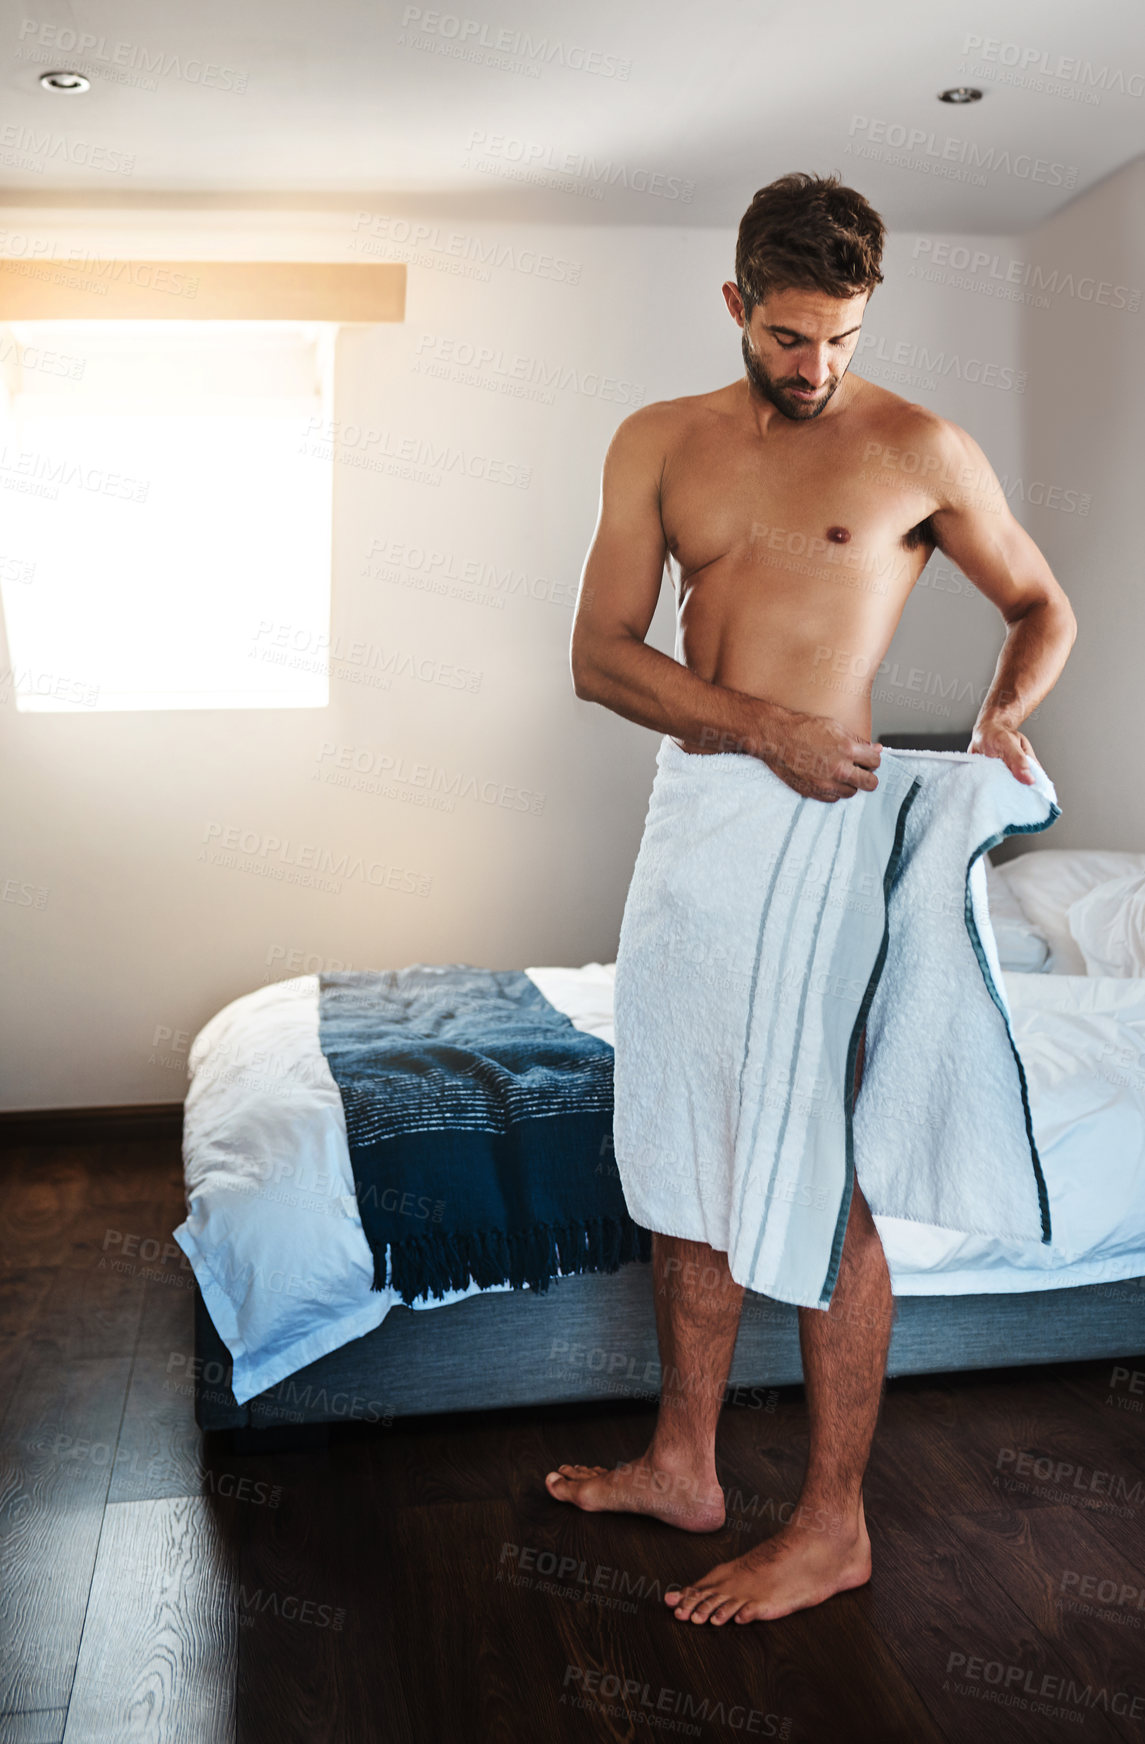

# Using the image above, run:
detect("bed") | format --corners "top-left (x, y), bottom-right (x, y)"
top-left (176, 757), bottom-right (1145, 1433)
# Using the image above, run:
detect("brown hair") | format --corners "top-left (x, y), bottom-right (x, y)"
top-left (735, 172), bottom-right (886, 316)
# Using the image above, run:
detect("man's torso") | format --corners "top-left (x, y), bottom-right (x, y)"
top-left (656, 376), bottom-right (948, 750)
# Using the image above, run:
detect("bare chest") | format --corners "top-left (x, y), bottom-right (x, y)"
top-left (659, 418), bottom-right (935, 582)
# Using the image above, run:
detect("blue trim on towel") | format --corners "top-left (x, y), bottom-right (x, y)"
top-left (746, 815), bottom-right (845, 1284)
top-left (820, 776), bottom-right (923, 1307)
top-left (963, 799), bottom-right (1063, 1247)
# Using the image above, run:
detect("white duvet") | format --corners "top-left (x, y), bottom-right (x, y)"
top-left (176, 954), bottom-right (1145, 1404)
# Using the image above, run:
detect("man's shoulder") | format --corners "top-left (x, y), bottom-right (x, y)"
top-left (846, 374), bottom-right (962, 456)
top-left (613, 388), bottom-right (727, 435)
top-left (849, 379), bottom-right (1001, 516)
top-left (607, 389), bottom-right (730, 463)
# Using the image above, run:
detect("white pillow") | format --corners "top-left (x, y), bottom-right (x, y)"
top-left (992, 849), bottom-right (1145, 975)
top-left (1067, 872), bottom-right (1145, 977)
top-left (983, 864), bottom-right (1050, 971)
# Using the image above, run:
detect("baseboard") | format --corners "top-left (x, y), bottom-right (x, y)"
top-left (0, 1102), bottom-right (184, 1143)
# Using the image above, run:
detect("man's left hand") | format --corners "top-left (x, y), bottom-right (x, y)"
top-left (969, 721), bottom-right (1037, 784)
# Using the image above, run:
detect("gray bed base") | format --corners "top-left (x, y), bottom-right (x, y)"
top-left (193, 1264), bottom-right (1145, 1435)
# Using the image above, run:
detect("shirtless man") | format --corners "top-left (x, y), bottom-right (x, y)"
top-left (548, 172), bottom-right (1077, 1626)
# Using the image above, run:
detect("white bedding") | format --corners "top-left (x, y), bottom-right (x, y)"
top-left (177, 944), bottom-right (1145, 1405)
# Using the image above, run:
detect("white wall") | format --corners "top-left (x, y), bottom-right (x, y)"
top-left (0, 202), bottom-right (1079, 1109)
top-left (1014, 155), bottom-right (1145, 851)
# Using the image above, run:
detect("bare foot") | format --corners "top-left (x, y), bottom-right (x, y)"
top-left (545, 1454), bottom-right (726, 1532)
top-left (664, 1501), bottom-right (872, 1623)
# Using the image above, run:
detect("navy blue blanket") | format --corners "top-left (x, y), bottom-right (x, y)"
top-left (317, 965), bottom-right (649, 1304)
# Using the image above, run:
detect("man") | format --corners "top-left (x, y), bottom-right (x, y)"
top-left (548, 171), bottom-right (1077, 1626)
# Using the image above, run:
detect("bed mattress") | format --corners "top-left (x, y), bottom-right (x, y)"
top-left (176, 959), bottom-right (1145, 1404)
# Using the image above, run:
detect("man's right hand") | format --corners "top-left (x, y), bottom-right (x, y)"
top-left (754, 709), bottom-right (882, 802)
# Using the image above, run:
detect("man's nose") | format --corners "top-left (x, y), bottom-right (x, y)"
top-left (797, 349), bottom-right (832, 385)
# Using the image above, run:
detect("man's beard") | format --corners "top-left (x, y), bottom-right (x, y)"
top-left (742, 330), bottom-right (842, 421)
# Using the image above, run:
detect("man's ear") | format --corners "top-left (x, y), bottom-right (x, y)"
top-left (721, 280), bottom-right (746, 326)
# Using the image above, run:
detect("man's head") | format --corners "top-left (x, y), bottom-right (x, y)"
top-left (725, 171), bottom-right (886, 421)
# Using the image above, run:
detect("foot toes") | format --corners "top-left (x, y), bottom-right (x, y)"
top-left (709, 1597), bottom-right (742, 1626)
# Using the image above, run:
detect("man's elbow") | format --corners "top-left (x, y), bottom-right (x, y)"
top-left (570, 644), bottom-right (601, 701)
top-left (1048, 594), bottom-right (1079, 652)
top-left (1015, 590), bottom-right (1078, 648)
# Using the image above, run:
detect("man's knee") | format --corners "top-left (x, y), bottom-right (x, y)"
top-left (654, 1235), bottom-right (742, 1314)
top-left (844, 1176), bottom-right (882, 1248)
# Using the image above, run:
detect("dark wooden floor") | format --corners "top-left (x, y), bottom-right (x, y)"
top-left (2, 1139), bottom-right (1144, 1743)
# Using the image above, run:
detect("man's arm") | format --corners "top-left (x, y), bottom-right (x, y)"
top-left (569, 408), bottom-right (883, 801)
top-left (927, 418), bottom-right (1078, 784)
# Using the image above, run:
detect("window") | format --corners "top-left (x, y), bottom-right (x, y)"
top-left (0, 320), bottom-right (336, 711)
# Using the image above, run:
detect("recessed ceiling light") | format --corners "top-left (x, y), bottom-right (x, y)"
top-left (39, 70), bottom-right (91, 93)
top-left (938, 86), bottom-right (983, 104)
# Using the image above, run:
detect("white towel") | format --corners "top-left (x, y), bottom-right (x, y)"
top-left (611, 734), bottom-right (1061, 1309)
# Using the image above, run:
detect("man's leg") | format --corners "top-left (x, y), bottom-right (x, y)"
top-left (545, 1231), bottom-right (743, 1532)
top-left (666, 1027), bottom-right (895, 1624)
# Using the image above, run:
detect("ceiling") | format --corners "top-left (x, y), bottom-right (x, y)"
top-left (2, 0), bottom-right (1142, 231)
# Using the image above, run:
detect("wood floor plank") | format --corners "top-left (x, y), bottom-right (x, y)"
top-left (393, 1493), bottom-right (947, 1744)
top-left (0, 1154), bottom-right (87, 1271)
top-left (28, 1240), bottom-right (150, 1368)
top-left (0, 1351), bottom-right (132, 1713)
top-left (109, 1268), bottom-right (204, 1506)
top-left (2, 1139), bottom-right (1144, 1743)
top-left (0, 1710), bottom-right (67, 1743)
top-left (945, 1506), bottom-right (1145, 1742)
top-left (0, 1338), bottom-right (29, 1440)
top-left (234, 1435), bottom-right (414, 1744)
top-left (0, 1274), bottom-right (56, 1341)
top-left (61, 1496), bottom-right (237, 1744)
top-left (860, 1365), bottom-right (1127, 1522)
top-left (858, 1492), bottom-right (1127, 1742)
top-left (80, 1142), bottom-right (184, 1212)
